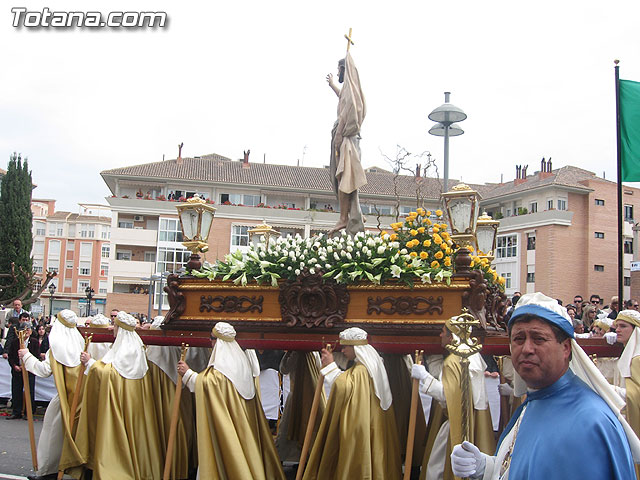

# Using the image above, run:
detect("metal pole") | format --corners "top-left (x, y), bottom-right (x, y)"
top-left (615, 62), bottom-right (624, 305)
top-left (49, 295), bottom-right (53, 321)
top-left (158, 274), bottom-right (164, 314)
top-left (147, 277), bottom-right (154, 320)
top-left (444, 124), bottom-right (450, 192)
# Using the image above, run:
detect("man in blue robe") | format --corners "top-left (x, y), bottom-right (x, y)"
top-left (451, 292), bottom-right (639, 479)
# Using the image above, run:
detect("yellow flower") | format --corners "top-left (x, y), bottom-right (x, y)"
top-left (498, 276), bottom-right (506, 285)
top-left (445, 247), bottom-right (452, 254)
top-left (467, 245), bottom-right (475, 252)
top-left (431, 260), bottom-right (440, 269)
top-left (426, 211), bottom-right (432, 216)
top-left (406, 241), bottom-right (415, 248)
top-left (410, 251), bottom-right (418, 257)
top-left (418, 227), bottom-right (425, 234)
top-left (423, 218), bottom-right (432, 225)
top-left (435, 209), bottom-right (443, 217)
top-left (410, 229), bottom-right (418, 236)
top-left (432, 226), bottom-right (440, 234)
top-left (444, 256), bottom-right (452, 267)
top-left (409, 212), bottom-right (417, 217)
top-left (433, 234), bottom-right (443, 245)
top-left (420, 251), bottom-right (428, 259)
top-left (440, 243), bottom-right (448, 251)
top-left (435, 251), bottom-right (444, 260)
top-left (441, 231), bottom-right (450, 240)
top-left (390, 233), bottom-right (398, 241)
top-left (440, 224), bottom-right (447, 231)
top-left (417, 207), bottom-right (426, 216)
top-left (472, 255), bottom-right (481, 263)
top-left (381, 230), bottom-right (388, 236)
top-left (392, 225), bottom-right (400, 232)
top-left (470, 260), bottom-right (475, 267)
top-left (423, 239), bottom-right (431, 247)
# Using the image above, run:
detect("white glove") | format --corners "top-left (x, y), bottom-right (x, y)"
top-left (411, 364), bottom-right (430, 382)
top-left (604, 332), bottom-right (618, 345)
top-left (615, 385), bottom-right (627, 400)
top-left (451, 441), bottom-right (486, 478)
top-left (498, 382), bottom-right (513, 397)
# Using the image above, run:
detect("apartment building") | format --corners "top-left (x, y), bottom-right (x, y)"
top-left (100, 152), bottom-right (445, 315)
top-left (476, 161), bottom-right (640, 303)
top-left (31, 199), bottom-right (111, 317)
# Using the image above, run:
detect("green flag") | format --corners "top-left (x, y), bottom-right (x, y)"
top-left (620, 79), bottom-right (640, 181)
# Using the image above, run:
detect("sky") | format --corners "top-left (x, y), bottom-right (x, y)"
top-left (2, 0), bottom-right (640, 212)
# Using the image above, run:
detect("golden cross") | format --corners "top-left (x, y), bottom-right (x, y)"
top-left (344, 28), bottom-right (354, 52)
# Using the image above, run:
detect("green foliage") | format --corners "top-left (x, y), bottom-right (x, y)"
top-left (0, 153), bottom-right (33, 300)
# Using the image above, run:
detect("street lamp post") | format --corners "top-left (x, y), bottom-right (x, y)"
top-left (141, 272), bottom-right (170, 320)
top-left (428, 92), bottom-right (467, 193)
top-left (84, 286), bottom-right (95, 317)
top-left (48, 283), bottom-right (56, 321)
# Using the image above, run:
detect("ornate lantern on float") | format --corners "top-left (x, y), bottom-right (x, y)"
top-left (175, 194), bottom-right (216, 270)
top-left (475, 211), bottom-right (500, 263)
top-left (248, 221), bottom-right (280, 249)
top-left (441, 183), bottom-right (480, 272)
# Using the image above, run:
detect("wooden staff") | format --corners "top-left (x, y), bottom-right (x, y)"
top-left (19, 329), bottom-right (38, 472)
top-left (163, 343), bottom-right (189, 480)
top-left (495, 355), bottom-right (511, 435)
top-left (57, 334), bottom-right (92, 480)
top-left (295, 344), bottom-right (332, 480)
top-left (403, 349), bottom-right (424, 480)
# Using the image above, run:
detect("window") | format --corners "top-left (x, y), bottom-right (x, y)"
top-left (526, 272), bottom-right (535, 283)
top-left (78, 280), bottom-right (90, 292)
top-left (80, 224), bottom-right (95, 238)
top-left (67, 241), bottom-right (75, 251)
top-left (594, 265), bottom-right (605, 272)
top-left (529, 202), bottom-right (537, 214)
top-left (99, 280), bottom-right (108, 294)
top-left (33, 259), bottom-right (43, 273)
top-left (242, 194), bottom-right (261, 207)
top-left (157, 246), bottom-right (189, 273)
top-left (399, 206), bottom-right (413, 215)
top-left (34, 280), bottom-right (41, 291)
top-left (625, 205), bottom-right (634, 222)
top-left (101, 226), bottom-right (111, 240)
top-left (64, 279), bottom-right (72, 289)
top-left (506, 209), bottom-right (512, 217)
top-left (101, 244), bottom-right (110, 258)
top-left (361, 204), bottom-right (393, 215)
top-left (158, 218), bottom-right (183, 242)
top-left (68, 224), bottom-right (75, 237)
top-left (231, 226), bottom-right (249, 247)
top-left (144, 251), bottom-right (156, 263)
top-left (47, 264), bottom-right (59, 274)
top-left (558, 199), bottom-right (567, 211)
top-left (100, 263), bottom-right (109, 276)
top-left (33, 241), bottom-right (45, 256)
top-left (595, 199), bottom-right (605, 206)
top-left (66, 261), bottom-right (74, 269)
top-left (595, 232), bottom-right (605, 239)
top-left (116, 251), bottom-right (131, 261)
top-left (625, 277), bottom-right (631, 287)
top-left (527, 234), bottom-right (536, 250)
top-left (118, 220), bottom-right (134, 229)
top-left (501, 272), bottom-right (512, 289)
top-left (625, 239), bottom-right (634, 254)
top-left (496, 235), bottom-right (517, 258)
top-left (35, 222), bottom-right (45, 236)
top-left (48, 239), bottom-right (61, 257)
top-left (547, 199), bottom-right (554, 210)
top-left (79, 261), bottom-right (91, 276)
top-left (48, 222), bottom-right (64, 236)
top-left (79, 242), bottom-right (92, 258)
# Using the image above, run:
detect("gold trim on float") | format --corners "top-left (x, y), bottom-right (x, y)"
top-left (179, 316), bottom-right (284, 322)
top-left (178, 284), bottom-right (280, 291)
top-left (345, 317), bottom-right (448, 324)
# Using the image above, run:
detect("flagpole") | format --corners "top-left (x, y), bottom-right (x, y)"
top-left (615, 59), bottom-right (624, 306)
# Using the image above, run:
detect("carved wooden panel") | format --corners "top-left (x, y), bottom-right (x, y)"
top-left (367, 295), bottom-right (443, 316)
top-left (200, 295), bottom-right (264, 314)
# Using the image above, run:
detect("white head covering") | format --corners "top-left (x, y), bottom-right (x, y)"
top-left (151, 316), bottom-right (165, 329)
top-left (48, 310), bottom-right (84, 367)
top-left (340, 327), bottom-right (392, 410)
top-left (90, 313), bottom-right (110, 327)
top-left (615, 310), bottom-right (640, 378)
top-left (244, 349), bottom-right (261, 378)
top-left (207, 322), bottom-right (255, 400)
top-left (510, 292), bottom-right (640, 462)
top-left (101, 311), bottom-right (148, 379)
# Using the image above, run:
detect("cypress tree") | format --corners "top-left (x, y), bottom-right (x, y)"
top-left (0, 152), bottom-right (33, 301)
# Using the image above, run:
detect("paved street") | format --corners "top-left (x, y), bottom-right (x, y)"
top-left (0, 405), bottom-right (43, 479)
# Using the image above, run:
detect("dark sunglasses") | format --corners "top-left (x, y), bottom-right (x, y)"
top-left (110, 314), bottom-right (117, 318)
top-left (574, 299), bottom-right (582, 303)
top-left (634, 304), bottom-right (639, 308)
top-left (591, 300), bottom-right (600, 304)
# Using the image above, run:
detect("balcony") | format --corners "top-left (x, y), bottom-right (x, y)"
top-left (111, 227), bottom-right (157, 247)
top-left (496, 209), bottom-right (574, 232)
top-left (109, 259), bottom-right (155, 284)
